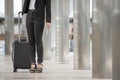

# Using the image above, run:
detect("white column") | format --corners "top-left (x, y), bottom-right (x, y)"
top-left (43, 23), bottom-right (51, 60)
top-left (112, 0), bottom-right (120, 80)
top-left (4, 0), bottom-right (14, 55)
top-left (92, 0), bottom-right (112, 78)
top-left (73, 0), bottom-right (90, 69)
top-left (55, 0), bottom-right (69, 63)
top-left (62, 0), bottom-right (69, 63)
top-left (50, 0), bottom-right (57, 61)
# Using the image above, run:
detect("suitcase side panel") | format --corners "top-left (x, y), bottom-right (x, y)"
top-left (13, 40), bottom-right (31, 69)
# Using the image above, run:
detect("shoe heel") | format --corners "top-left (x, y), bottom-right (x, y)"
top-left (36, 68), bottom-right (43, 73)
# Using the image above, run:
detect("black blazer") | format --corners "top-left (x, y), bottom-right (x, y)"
top-left (22, 0), bottom-right (51, 23)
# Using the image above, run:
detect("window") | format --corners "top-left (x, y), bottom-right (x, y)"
top-left (0, 0), bottom-right (22, 17)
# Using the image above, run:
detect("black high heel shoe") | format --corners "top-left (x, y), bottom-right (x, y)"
top-left (36, 67), bottom-right (43, 73)
top-left (30, 67), bottom-right (36, 73)
top-left (30, 64), bottom-right (36, 73)
top-left (36, 64), bottom-right (43, 73)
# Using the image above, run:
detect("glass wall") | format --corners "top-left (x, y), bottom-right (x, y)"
top-left (0, 0), bottom-right (22, 55)
top-left (0, 0), bottom-right (22, 17)
top-left (0, 0), bottom-right (4, 17)
top-left (13, 0), bottom-right (22, 17)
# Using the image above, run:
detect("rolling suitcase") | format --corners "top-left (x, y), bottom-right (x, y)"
top-left (12, 11), bottom-right (31, 72)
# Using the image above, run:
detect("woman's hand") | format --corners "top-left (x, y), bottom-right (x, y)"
top-left (46, 22), bottom-right (51, 29)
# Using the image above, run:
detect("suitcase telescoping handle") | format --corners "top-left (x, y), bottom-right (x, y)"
top-left (18, 11), bottom-right (22, 42)
top-left (18, 11), bottom-right (28, 42)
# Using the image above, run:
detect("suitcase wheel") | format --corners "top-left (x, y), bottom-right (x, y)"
top-left (13, 68), bottom-right (17, 72)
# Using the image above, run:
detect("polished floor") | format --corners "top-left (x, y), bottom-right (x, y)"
top-left (0, 54), bottom-right (112, 80)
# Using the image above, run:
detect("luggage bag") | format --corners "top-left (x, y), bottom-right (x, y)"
top-left (12, 11), bottom-right (31, 72)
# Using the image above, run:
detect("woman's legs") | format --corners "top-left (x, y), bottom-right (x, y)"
top-left (34, 22), bottom-right (44, 73)
top-left (26, 10), bottom-right (44, 73)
